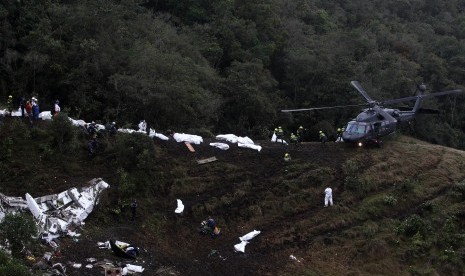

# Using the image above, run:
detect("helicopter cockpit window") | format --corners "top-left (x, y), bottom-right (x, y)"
top-left (346, 122), bottom-right (367, 134)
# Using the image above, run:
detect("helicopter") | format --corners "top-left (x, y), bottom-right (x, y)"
top-left (282, 81), bottom-right (463, 147)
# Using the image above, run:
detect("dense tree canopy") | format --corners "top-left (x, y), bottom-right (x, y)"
top-left (1, 0), bottom-right (464, 147)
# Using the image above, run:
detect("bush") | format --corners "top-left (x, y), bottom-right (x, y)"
top-left (395, 214), bottom-right (429, 237)
top-left (0, 213), bottom-right (37, 258)
top-left (114, 133), bottom-right (155, 170)
top-left (383, 195), bottom-right (398, 206)
top-left (0, 261), bottom-right (32, 276)
top-left (47, 113), bottom-right (79, 153)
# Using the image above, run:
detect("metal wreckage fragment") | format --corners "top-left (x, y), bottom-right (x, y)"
top-left (0, 178), bottom-right (109, 240)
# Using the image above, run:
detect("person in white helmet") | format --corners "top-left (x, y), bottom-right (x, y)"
top-left (324, 187), bottom-right (333, 207)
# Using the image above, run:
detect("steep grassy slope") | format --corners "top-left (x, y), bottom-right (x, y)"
top-left (1, 117), bottom-right (465, 275)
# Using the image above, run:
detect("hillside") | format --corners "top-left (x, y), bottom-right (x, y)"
top-left (1, 117), bottom-right (465, 275)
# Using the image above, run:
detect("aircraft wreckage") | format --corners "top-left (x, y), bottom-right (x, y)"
top-left (0, 178), bottom-right (109, 239)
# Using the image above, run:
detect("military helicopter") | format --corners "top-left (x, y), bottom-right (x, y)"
top-left (282, 81), bottom-right (463, 147)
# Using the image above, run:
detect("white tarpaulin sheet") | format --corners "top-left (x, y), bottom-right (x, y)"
top-left (271, 133), bottom-right (288, 145)
top-left (238, 143), bottom-right (262, 152)
top-left (216, 134), bottom-right (238, 143)
top-left (39, 111), bottom-right (53, 120)
top-left (175, 199), bottom-right (184, 214)
top-left (173, 133), bottom-right (203, 144)
top-left (209, 143), bottom-right (229, 150)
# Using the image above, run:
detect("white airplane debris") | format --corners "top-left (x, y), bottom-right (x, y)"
top-left (0, 178), bottom-right (109, 241)
top-left (126, 264), bottom-right (145, 273)
top-left (239, 230), bottom-right (261, 241)
top-left (289, 254), bottom-right (302, 262)
top-left (234, 240), bottom-right (249, 253)
top-left (175, 199), bottom-right (184, 214)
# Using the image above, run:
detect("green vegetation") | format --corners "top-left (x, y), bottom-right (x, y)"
top-left (1, 0), bottom-right (464, 147)
top-left (0, 213), bottom-right (37, 258)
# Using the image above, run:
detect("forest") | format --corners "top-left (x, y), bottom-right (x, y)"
top-left (1, 0), bottom-right (465, 147)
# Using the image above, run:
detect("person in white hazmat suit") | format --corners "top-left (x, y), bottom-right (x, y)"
top-left (324, 187), bottom-right (333, 207)
top-left (138, 120), bottom-right (147, 132)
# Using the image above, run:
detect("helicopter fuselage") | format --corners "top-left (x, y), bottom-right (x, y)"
top-left (342, 108), bottom-right (400, 145)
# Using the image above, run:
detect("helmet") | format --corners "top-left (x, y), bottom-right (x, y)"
top-left (337, 128), bottom-right (341, 131)
top-left (285, 153), bottom-right (289, 157)
top-left (319, 130), bottom-right (323, 133)
top-left (8, 95), bottom-right (12, 98)
top-left (112, 122), bottom-right (116, 125)
top-left (299, 126), bottom-right (303, 129)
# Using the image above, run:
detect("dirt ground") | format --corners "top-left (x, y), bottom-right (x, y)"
top-left (48, 137), bottom-right (356, 276)
top-left (3, 117), bottom-right (465, 275)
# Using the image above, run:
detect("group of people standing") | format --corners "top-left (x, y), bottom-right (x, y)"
top-left (6, 95), bottom-right (61, 122)
top-left (274, 125), bottom-right (345, 145)
top-left (7, 95), bottom-right (41, 120)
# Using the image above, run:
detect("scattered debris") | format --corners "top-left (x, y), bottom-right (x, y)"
top-left (196, 156), bottom-right (218, 164)
top-left (234, 230), bottom-right (261, 253)
top-left (175, 199), bottom-right (184, 214)
top-left (184, 142), bottom-right (196, 152)
top-left (289, 254), bottom-right (302, 262)
top-left (0, 178), bottom-right (109, 242)
top-left (239, 230), bottom-right (261, 241)
top-left (234, 241), bottom-right (248, 253)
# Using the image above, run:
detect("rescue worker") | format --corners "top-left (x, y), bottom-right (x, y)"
top-left (206, 216), bottom-right (220, 237)
top-left (138, 120), bottom-right (147, 132)
top-left (284, 153), bottom-right (291, 162)
top-left (130, 199), bottom-right (137, 221)
top-left (290, 133), bottom-right (298, 145)
top-left (296, 126), bottom-right (305, 143)
top-left (276, 126), bottom-right (284, 144)
top-left (109, 122), bottom-right (118, 137)
top-left (124, 245), bottom-right (140, 258)
top-left (87, 121), bottom-right (97, 138)
top-left (25, 100), bottom-right (32, 118)
top-left (54, 100), bottom-right (61, 117)
top-left (19, 96), bottom-right (25, 117)
top-left (336, 128), bottom-right (344, 142)
top-left (88, 138), bottom-right (98, 157)
top-left (7, 95), bottom-right (13, 116)
top-left (319, 130), bottom-right (327, 145)
top-left (32, 97), bottom-right (40, 120)
top-left (324, 187), bottom-right (333, 207)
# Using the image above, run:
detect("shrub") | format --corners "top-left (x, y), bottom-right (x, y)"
top-left (383, 195), bottom-right (398, 206)
top-left (0, 213), bottom-right (37, 258)
top-left (395, 214), bottom-right (428, 237)
top-left (0, 261), bottom-right (32, 276)
top-left (114, 133), bottom-right (155, 170)
top-left (47, 113), bottom-right (79, 153)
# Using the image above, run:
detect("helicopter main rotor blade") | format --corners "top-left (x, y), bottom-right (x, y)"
top-left (373, 106), bottom-right (397, 123)
top-left (382, 89), bottom-right (463, 105)
top-left (281, 103), bottom-right (366, 112)
top-left (351, 81), bottom-right (375, 104)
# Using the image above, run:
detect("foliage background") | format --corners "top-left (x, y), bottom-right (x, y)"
top-left (1, 0), bottom-right (464, 146)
